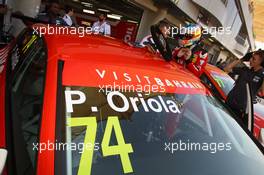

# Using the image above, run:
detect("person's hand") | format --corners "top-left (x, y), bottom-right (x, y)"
top-left (241, 52), bottom-right (253, 62)
top-left (181, 48), bottom-right (192, 60)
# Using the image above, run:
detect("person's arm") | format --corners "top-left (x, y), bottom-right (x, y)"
top-left (261, 82), bottom-right (264, 95)
top-left (259, 80), bottom-right (264, 98)
top-left (224, 52), bottom-right (253, 73)
top-left (105, 24), bottom-right (111, 36)
top-left (224, 59), bottom-right (241, 73)
top-left (91, 21), bottom-right (98, 33)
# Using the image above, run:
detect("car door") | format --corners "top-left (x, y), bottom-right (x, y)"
top-left (4, 28), bottom-right (47, 175)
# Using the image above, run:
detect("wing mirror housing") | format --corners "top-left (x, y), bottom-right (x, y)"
top-left (0, 149), bottom-right (7, 174)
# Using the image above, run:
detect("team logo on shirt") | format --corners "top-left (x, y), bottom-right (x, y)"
top-left (253, 75), bottom-right (260, 82)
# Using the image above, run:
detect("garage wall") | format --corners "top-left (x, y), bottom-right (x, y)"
top-left (5, 0), bottom-right (41, 36)
top-left (7, 0), bottom-right (41, 17)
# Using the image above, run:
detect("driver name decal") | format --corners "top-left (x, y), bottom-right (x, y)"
top-left (65, 90), bottom-right (181, 114)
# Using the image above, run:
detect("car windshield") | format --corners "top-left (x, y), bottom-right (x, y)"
top-left (56, 86), bottom-right (264, 175)
top-left (210, 71), bottom-right (235, 96)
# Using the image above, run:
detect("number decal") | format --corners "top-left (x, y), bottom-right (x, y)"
top-left (68, 117), bottom-right (97, 175)
top-left (101, 116), bottom-right (134, 173)
top-left (67, 116), bottom-right (134, 175)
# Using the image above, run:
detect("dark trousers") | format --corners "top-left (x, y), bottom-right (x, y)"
top-left (226, 101), bottom-right (248, 128)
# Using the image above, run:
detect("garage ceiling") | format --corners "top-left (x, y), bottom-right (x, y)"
top-left (64, 0), bottom-right (143, 21)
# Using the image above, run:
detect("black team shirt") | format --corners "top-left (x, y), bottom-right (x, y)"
top-left (226, 67), bottom-right (264, 112)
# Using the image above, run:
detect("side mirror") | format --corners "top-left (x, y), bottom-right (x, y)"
top-left (259, 128), bottom-right (264, 146)
top-left (0, 149), bottom-right (8, 174)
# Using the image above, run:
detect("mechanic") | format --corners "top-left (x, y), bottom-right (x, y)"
top-left (62, 6), bottom-right (74, 26)
top-left (172, 24), bottom-right (208, 77)
top-left (224, 50), bottom-right (264, 127)
top-left (140, 20), bottom-right (170, 47)
top-left (92, 12), bottom-right (111, 36)
top-left (36, 2), bottom-right (63, 25)
top-left (149, 20), bottom-right (172, 61)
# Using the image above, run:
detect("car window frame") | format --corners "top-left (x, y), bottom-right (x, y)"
top-left (5, 27), bottom-right (48, 175)
top-left (200, 73), bottom-right (224, 100)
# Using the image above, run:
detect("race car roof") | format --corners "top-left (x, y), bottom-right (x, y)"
top-left (43, 31), bottom-right (206, 94)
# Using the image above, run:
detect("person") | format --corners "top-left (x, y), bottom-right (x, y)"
top-left (219, 60), bottom-right (227, 70)
top-left (62, 6), bottom-right (74, 26)
top-left (140, 20), bottom-right (170, 47)
top-left (38, 0), bottom-right (50, 14)
top-left (172, 24), bottom-right (208, 77)
top-left (139, 20), bottom-right (171, 59)
top-left (216, 59), bottom-right (223, 67)
top-left (92, 13), bottom-right (111, 36)
top-left (149, 20), bottom-right (172, 60)
top-left (224, 50), bottom-right (264, 127)
top-left (36, 2), bottom-right (62, 25)
top-left (139, 34), bottom-right (154, 48)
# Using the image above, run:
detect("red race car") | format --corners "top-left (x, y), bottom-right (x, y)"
top-left (200, 64), bottom-right (264, 144)
top-left (1, 26), bottom-right (264, 175)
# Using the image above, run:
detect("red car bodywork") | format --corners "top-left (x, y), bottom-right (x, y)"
top-left (1, 25), bottom-right (264, 174)
top-left (39, 34), bottom-right (205, 175)
top-left (0, 28), bottom-right (207, 175)
top-left (203, 64), bottom-right (264, 140)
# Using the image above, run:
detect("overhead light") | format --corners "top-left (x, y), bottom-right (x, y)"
top-left (127, 20), bottom-right (138, 24)
top-left (81, 2), bottom-right (92, 5)
top-left (81, 2), bottom-right (93, 7)
top-left (72, 0), bottom-right (79, 2)
top-left (98, 8), bottom-right (110, 12)
top-left (84, 4), bottom-right (93, 7)
top-left (83, 9), bottom-right (95, 14)
top-left (107, 14), bottom-right (122, 20)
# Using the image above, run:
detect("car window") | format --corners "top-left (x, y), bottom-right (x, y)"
top-left (209, 71), bottom-right (235, 96)
top-left (55, 86), bottom-right (264, 175)
top-left (200, 73), bottom-right (223, 98)
top-left (9, 29), bottom-right (40, 72)
top-left (8, 30), bottom-right (47, 174)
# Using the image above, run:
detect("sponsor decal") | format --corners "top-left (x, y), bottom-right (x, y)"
top-left (63, 63), bottom-right (206, 94)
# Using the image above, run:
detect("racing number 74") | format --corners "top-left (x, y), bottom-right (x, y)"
top-left (67, 116), bottom-right (134, 175)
